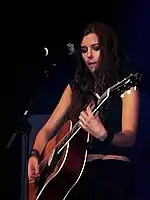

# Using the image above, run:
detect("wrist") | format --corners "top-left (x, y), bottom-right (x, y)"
top-left (29, 148), bottom-right (40, 161)
top-left (102, 131), bottom-right (114, 144)
top-left (99, 129), bottom-right (108, 141)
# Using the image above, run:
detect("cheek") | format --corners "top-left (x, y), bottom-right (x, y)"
top-left (82, 54), bottom-right (87, 62)
top-left (95, 51), bottom-right (101, 61)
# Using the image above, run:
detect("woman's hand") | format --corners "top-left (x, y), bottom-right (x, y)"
top-left (79, 105), bottom-right (107, 141)
top-left (28, 156), bottom-right (40, 182)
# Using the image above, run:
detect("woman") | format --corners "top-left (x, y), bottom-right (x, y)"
top-left (28, 22), bottom-right (139, 200)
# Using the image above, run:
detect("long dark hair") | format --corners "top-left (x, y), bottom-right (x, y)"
top-left (68, 22), bottom-right (129, 124)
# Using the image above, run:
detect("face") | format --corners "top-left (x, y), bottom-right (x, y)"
top-left (81, 33), bottom-right (102, 73)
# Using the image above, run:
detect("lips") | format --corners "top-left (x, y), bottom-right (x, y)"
top-left (87, 62), bottom-right (97, 65)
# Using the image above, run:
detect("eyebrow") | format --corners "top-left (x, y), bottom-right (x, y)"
top-left (91, 43), bottom-right (99, 46)
top-left (81, 42), bottom-right (99, 47)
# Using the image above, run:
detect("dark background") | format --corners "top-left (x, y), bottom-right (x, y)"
top-left (2, 0), bottom-right (150, 199)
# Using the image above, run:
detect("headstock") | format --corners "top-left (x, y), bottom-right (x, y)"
top-left (110, 72), bottom-right (142, 96)
top-left (91, 72), bottom-right (142, 115)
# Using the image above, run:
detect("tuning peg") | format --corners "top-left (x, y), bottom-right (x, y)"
top-left (120, 93), bottom-right (125, 98)
top-left (127, 89), bottom-right (131, 95)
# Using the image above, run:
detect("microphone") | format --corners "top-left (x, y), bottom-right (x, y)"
top-left (66, 43), bottom-right (75, 55)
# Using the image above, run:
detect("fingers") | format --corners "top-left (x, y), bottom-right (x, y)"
top-left (80, 110), bottom-right (87, 120)
top-left (28, 165), bottom-right (40, 182)
top-left (86, 105), bottom-right (93, 116)
top-left (79, 114), bottom-right (86, 123)
top-left (79, 111), bottom-right (91, 132)
top-left (28, 172), bottom-right (40, 182)
top-left (29, 174), bottom-right (40, 182)
top-left (79, 115), bottom-right (88, 130)
top-left (80, 106), bottom-right (93, 119)
top-left (34, 165), bottom-right (39, 175)
top-left (79, 120), bottom-right (87, 131)
top-left (79, 105), bottom-right (93, 126)
top-left (79, 104), bottom-right (95, 132)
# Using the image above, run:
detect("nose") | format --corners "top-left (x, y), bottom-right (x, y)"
top-left (87, 48), bottom-right (93, 59)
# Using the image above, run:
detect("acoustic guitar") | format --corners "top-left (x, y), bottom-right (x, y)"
top-left (28, 72), bottom-right (141, 200)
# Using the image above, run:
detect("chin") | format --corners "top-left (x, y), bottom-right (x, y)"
top-left (87, 66), bottom-right (95, 73)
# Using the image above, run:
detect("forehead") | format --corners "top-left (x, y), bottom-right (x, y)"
top-left (81, 33), bottom-right (99, 46)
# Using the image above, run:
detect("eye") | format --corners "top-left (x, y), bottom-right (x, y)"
top-left (92, 44), bottom-right (100, 51)
top-left (81, 46), bottom-right (88, 53)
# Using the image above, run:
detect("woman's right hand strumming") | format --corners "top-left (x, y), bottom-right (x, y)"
top-left (28, 156), bottom-right (40, 182)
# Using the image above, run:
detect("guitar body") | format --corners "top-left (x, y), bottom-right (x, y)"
top-left (28, 120), bottom-right (89, 200)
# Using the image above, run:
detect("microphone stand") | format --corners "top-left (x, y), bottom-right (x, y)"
top-left (6, 67), bottom-right (50, 200)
